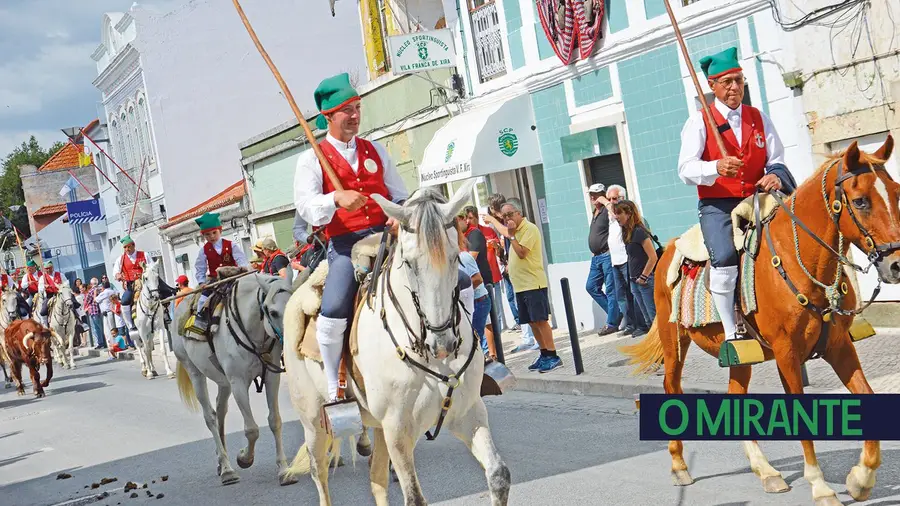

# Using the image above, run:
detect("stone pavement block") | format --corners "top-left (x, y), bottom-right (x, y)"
top-left (496, 326), bottom-right (900, 397)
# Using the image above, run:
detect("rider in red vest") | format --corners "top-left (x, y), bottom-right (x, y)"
top-left (260, 237), bottom-right (290, 278)
top-left (114, 235), bottom-right (146, 331)
top-left (294, 73), bottom-right (409, 402)
top-left (38, 260), bottom-right (66, 325)
top-left (191, 212), bottom-right (249, 330)
top-left (677, 47), bottom-right (796, 367)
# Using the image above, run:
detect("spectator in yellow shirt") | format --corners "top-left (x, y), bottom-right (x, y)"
top-left (498, 199), bottom-right (561, 373)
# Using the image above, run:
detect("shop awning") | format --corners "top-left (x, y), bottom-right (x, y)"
top-left (419, 94), bottom-right (541, 186)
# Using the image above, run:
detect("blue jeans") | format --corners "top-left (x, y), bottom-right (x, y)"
top-left (321, 227), bottom-right (384, 320)
top-left (120, 326), bottom-right (135, 348)
top-left (586, 253), bottom-right (621, 328)
top-left (614, 263), bottom-right (645, 330)
top-left (631, 274), bottom-right (657, 327)
top-left (502, 274), bottom-right (519, 325)
top-left (90, 314), bottom-right (105, 347)
top-left (472, 294), bottom-right (492, 354)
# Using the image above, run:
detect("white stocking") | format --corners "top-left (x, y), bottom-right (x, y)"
top-left (317, 315), bottom-right (348, 401)
top-left (122, 305), bottom-right (136, 329)
top-left (709, 265), bottom-right (738, 340)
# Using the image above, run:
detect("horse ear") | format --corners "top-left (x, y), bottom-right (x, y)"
top-left (874, 134), bottom-right (894, 162)
top-left (844, 141), bottom-right (861, 171)
top-left (371, 194), bottom-right (410, 225)
top-left (437, 179), bottom-right (476, 220)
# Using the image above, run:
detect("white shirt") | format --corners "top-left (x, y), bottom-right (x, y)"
top-left (38, 271), bottom-right (61, 295)
top-left (96, 288), bottom-right (115, 313)
top-left (608, 216), bottom-right (628, 266)
top-left (20, 271), bottom-right (39, 291)
top-left (677, 99), bottom-right (785, 187)
top-left (113, 309), bottom-right (127, 329)
top-left (194, 238), bottom-right (250, 285)
top-left (113, 251), bottom-right (141, 278)
top-left (293, 134), bottom-right (409, 226)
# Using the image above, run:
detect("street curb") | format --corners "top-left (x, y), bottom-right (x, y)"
top-left (513, 374), bottom-right (829, 398)
top-left (73, 348), bottom-right (135, 361)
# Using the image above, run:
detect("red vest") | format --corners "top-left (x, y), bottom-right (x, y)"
top-left (698, 104), bottom-right (768, 200)
top-left (262, 250), bottom-right (286, 275)
top-left (26, 271), bottom-right (40, 294)
top-left (121, 251), bottom-right (147, 282)
top-left (0, 274), bottom-right (9, 289)
top-left (320, 138), bottom-right (391, 238)
top-left (44, 271), bottom-right (63, 293)
top-left (204, 240), bottom-right (236, 278)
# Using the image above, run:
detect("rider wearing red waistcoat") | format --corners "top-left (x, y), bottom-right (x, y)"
top-left (114, 235), bottom-right (146, 331)
top-left (676, 47), bottom-right (796, 366)
top-left (190, 212), bottom-right (249, 330)
top-left (20, 260), bottom-right (41, 296)
top-left (293, 73), bottom-right (410, 401)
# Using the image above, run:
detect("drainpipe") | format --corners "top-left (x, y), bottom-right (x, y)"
top-left (456, 0), bottom-right (474, 96)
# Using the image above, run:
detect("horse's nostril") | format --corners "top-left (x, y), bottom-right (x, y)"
top-left (891, 261), bottom-right (900, 278)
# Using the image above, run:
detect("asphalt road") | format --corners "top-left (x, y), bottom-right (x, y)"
top-left (2, 354), bottom-right (900, 506)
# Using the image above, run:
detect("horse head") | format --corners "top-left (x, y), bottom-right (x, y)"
top-left (2, 289), bottom-right (19, 322)
top-left (373, 180), bottom-right (476, 359)
top-left (261, 272), bottom-right (294, 340)
top-left (831, 135), bottom-right (900, 283)
top-left (58, 284), bottom-right (73, 308)
top-left (142, 261), bottom-right (162, 297)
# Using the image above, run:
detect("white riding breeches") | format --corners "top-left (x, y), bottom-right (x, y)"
top-left (709, 265), bottom-right (738, 340)
top-left (317, 314), bottom-right (348, 401)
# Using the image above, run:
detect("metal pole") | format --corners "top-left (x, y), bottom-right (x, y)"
top-left (488, 287), bottom-right (504, 364)
top-left (801, 363), bottom-right (810, 387)
top-left (560, 278), bottom-right (584, 375)
top-left (81, 130), bottom-right (150, 198)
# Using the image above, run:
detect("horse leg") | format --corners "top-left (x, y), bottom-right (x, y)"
top-left (664, 326), bottom-right (693, 486)
top-left (66, 331), bottom-right (75, 370)
top-left (187, 364), bottom-right (237, 485)
top-left (215, 382), bottom-right (230, 458)
top-left (229, 378), bottom-right (260, 470)
top-left (28, 362), bottom-right (44, 398)
top-left (728, 366), bottom-right (789, 493)
top-left (12, 360), bottom-right (24, 396)
top-left (304, 425), bottom-right (335, 506)
top-left (774, 354), bottom-right (839, 505)
top-left (357, 426), bottom-right (373, 457)
top-left (158, 328), bottom-right (175, 377)
top-left (824, 337), bottom-right (879, 501)
top-left (144, 332), bottom-right (158, 378)
top-left (449, 400), bottom-right (511, 506)
top-left (134, 342), bottom-right (148, 377)
top-left (369, 428), bottom-right (390, 506)
top-left (263, 373), bottom-right (295, 486)
top-left (383, 427), bottom-right (427, 506)
top-left (41, 361), bottom-right (52, 388)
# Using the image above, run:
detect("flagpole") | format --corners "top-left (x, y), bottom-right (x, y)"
top-left (79, 129), bottom-right (150, 198)
top-left (65, 170), bottom-right (93, 196)
top-left (128, 158), bottom-right (148, 234)
top-left (66, 137), bottom-right (120, 191)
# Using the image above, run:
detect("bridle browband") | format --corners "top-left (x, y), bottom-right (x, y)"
top-left (831, 160), bottom-right (900, 262)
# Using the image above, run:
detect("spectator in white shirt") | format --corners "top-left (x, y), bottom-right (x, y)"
top-left (604, 185), bottom-right (648, 337)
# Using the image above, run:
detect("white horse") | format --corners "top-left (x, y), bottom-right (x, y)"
top-left (0, 287), bottom-right (19, 388)
top-left (283, 180), bottom-right (510, 506)
top-left (134, 262), bottom-right (175, 379)
top-left (47, 284), bottom-right (76, 370)
top-left (171, 271), bottom-right (298, 487)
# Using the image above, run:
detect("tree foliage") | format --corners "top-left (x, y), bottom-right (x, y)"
top-left (0, 136), bottom-right (65, 238)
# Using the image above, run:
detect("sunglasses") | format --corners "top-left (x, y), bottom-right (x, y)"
top-left (502, 211), bottom-right (517, 219)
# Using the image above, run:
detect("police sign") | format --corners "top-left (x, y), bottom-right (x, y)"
top-left (66, 199), bottom-right (105, 225)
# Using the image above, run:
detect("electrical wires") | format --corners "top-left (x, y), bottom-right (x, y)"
top-left (766, 0), bottom-right (868, 31)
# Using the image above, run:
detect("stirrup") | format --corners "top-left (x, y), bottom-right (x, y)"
top-left (849, 318), bottom-right (876, 342)
top-left (322, 398), bottom-right (363, 439)
top-left (718, 338), bottom-right (764, 367)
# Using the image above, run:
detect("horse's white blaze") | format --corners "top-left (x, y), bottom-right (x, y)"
top-left (874, 177), bottom-right (894, 222)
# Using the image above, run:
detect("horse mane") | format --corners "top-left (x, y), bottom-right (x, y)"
top-left (407, 187), bottom-right (450, 270)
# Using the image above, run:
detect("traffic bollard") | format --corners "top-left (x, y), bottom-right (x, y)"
top-left (560, 278), bottom-right (584, 375)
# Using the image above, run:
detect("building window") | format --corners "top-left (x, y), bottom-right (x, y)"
top-left (130, 105), bottom-right (144, 165)
top-left (138, 97), bottom-right (155, 161)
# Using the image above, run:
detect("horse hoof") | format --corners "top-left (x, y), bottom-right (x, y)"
top-left (167, 373), bottom-right (176, 379)
top-left (762, 475), bottom-right (790, 493)
top-left (16, 390), bottom-right (25, 397)
top-left (357, 442), bottom-right (373, 458)
top-left (151, 371), bottom-right (159, 378)
top-left (220, 470), bottom-right (240, 486)
top-left (4, 383), bottom-right (11, 389)
top-left (141, 370), bottom-right (148, 377)
top-left (814, 495), bottom-right (842, 506)
top-left (237, 452), bottom-right (254, 469)
top-left (671, 469), bottom-right (694, 486)
top-left (216, 464), bottom-right (222, 476)
top-left (846, 466), bottom-right (874, 501)
top-left (41, 381), bottom-right (50, 388)
top-left (34, 391), bottom-right (45, 398)
top-left (278, 471), bottom-right (299, 487)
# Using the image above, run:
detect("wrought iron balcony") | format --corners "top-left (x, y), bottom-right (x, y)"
top-left (471, 1), bottom-right (506, 83)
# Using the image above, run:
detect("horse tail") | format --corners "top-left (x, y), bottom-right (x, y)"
top-left (176, 362), bottom-right (200, 412)
top-left (286, 435), bottom-right (345, 478)
top-left (618, 320), bottom-right (664, 376)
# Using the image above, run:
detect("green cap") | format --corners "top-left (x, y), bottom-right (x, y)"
top-left (195, 212), bottom-right (222, 232)
top-left (120, 235), bottom-right (134, 246)
top-left (45, 260), bottom-right (53, 267)
top-left (313, 73), bottom-right (360, 131)
top-left (700, 47), bottom-right (742, 79)
top-left (26, 259), bottom-right (37, 268)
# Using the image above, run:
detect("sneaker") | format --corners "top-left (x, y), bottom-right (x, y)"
top-left (527, 355), bottom-right (546, 371)
top-left (598, 325), bottom-right (617, 336)
top-left (621, 326), bottom-right (636, 335)
top-left (538, 356), bottom-right (563, 373)
top-left (632, 328), bottom-right (650, 337)
top-left (509, 343), bottom-right (537, 354)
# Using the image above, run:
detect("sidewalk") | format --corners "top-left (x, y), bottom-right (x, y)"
top-left (497, 325), bottom-right (900, 397)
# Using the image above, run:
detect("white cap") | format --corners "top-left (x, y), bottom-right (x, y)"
top-left (587, 183), bottom-right (606, 194)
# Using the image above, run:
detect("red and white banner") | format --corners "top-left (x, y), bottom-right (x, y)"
top-left (536, 0), bottom-right (604, 65)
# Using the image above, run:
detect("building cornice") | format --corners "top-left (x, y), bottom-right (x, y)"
top-left (91, 43), bottom-right (106, 62)
top-left (114, 12), bottom-right (133, 32)
top-left (93, 44), bottom-right (141, 96)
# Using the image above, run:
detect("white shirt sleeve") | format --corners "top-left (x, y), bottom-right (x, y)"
top-left (760, 110), bottom-right (786, 168)
top-left (677, 112), bottom-right (721, 187)
top-left (195, 248), bottom-right (208, 285)
top-left (113, 255), bottom-right (123, 278)
top-left (372, 141), bottom-right (410, 204)
top-left (293, 149), bottom-right (338, 227)
top-left (38, 275), bottom-right (45, 295)
top-left (20, 276), bottom-right (27, 290)
top-left (231, 243), bottom-right (250, 269)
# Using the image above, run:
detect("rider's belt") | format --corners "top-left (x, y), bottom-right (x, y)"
top-left (474, 295), bottom-right (488, 303)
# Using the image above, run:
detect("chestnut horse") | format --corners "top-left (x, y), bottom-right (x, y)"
top-left (622, 135), bottom-right (899, 506)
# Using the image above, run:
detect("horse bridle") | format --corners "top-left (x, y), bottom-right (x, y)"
top-left (139, 276), bottom-right (162, 331)
top-left (830, 159), bottom-right (900, 262)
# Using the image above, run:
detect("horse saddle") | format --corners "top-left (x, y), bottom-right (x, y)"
top-left (181, 286), bottom-right (229, 341)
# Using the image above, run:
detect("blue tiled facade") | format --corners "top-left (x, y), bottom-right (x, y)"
top-left (606, 0), bottom-right (629, 33)
top-left (747, 16), bottom-right (771, 117)
top-left (618, 44), bottom-right (696, 242)
top-left (572, 67), bottom-right (614, 107)
top-left (503, 0), bottom-right (527, 70)
top-left (644, 0), bottom-right (666, 19)
top-left (530, 84), bottom-right (590, 263)
top-left (533, 1), bottom-right (557, 60)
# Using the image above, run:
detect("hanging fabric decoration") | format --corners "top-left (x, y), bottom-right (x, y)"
top-left (536, 0), bottom-right (605, 65)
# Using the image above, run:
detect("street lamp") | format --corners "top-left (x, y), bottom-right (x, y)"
top-left (61, 127), bottom-right (81, 142)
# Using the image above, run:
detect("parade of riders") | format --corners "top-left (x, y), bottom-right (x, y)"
top-left (114, 235), bottom-right (146, 332)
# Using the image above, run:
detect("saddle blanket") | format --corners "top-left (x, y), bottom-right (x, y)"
top-left (177, 293), bottom-right (225, 342)
top-left (669, 229), bottom-right (759, 328)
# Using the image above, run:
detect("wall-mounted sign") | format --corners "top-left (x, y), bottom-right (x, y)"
top-left (387, 29), bottom-right (457, 75)
top-left (65, 199), bottom-right (105, 225)
top-left (536, 0), bottom-right (604, 65)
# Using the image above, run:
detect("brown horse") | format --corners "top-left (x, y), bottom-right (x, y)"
top-left (622, 135), bottom-right (899, 506)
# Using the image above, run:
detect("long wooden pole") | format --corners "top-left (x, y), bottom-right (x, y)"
top-left (662, 0), bottom-right (728, 155)
top-left (231, 0), bottom-right (344, 191)
top-left (66, 137), bottom-right (119, 191)
top-left (159, 269), bottom-right (258, 304)
top-left (80, 130), bottom-right (151, 198)
top-left (128, 158), bottom-right (149, 234)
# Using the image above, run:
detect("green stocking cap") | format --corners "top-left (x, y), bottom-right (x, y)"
top-left (120, 235), bottom-right (134, 246)
top-left (699, 47), bottom-right (742, 79)
top-left (195, 212), bottom-right (222, 232)
top-left (26, 259), bottom-right (37, 268)
top-left (313, 73), bottom-right (360, 131)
